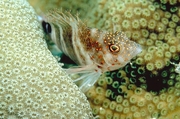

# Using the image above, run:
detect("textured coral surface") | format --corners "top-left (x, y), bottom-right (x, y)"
top-left (0, 0), bottom-right (93, 119)
top-left (28, 0), bottom-right (180, 119)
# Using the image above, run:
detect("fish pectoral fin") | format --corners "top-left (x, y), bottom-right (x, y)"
top-left (64, 64), bottom-right (97, 74)
top-left (63, 64), bottom-right (102, 93)
top-left (73, 72), bottom-right (102, 93)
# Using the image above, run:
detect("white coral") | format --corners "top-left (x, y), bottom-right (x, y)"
top-left (0, 0), bottom-right (93, 118)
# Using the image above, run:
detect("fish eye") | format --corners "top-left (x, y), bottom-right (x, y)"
top-left (42, 21), bottom-right (52, 34)
top-left (109, 44), bottom-right (120, 53)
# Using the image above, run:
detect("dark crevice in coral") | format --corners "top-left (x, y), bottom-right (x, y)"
top-left (106, 54), bottom-right (180, 101)
top-left (153, 1), bottom-right (180, 13)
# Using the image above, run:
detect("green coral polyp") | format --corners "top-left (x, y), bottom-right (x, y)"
top-left (169, 46), bottom-right (176, 53)
top-left (103, 99), bottom-right (110, 109)
top-left (116, 70), bottom-right (126, 78)
top-left (112, 81), bottom-right (119, 88)
top-left (129, 77), bottom-right (136, 83)
top-left (108, 7), bottom-right (116, 15)
top-left (175, 82), bottom-right (180, 88)
top-left (142, 8), bottom-right (151, 17)
top-left (167, 27), bottom-right (175, 34)
top-left (129, 95), bottom-right (137, 104)
top-left (168, 37), bottom-right (178, 44)
top-left (163, 43), bottom-right (169, 50)
top-left (148, 19), bottom-right (156, 30)
top-left (98, 77), bottom-right (106, 86)
top-left (115, 104), bottom-right (123, 112)
top-left (93, 96), bottom-right (102, 105)
top-left (160, 0), bottom-right (168, 4)
top-left (106, 77), bottom-right (113, 85)
top-left (176, 26), bottom-right (180, 32)
top-left (167, 95), bottom-right (174, 102)
top-left (122, 20), bottom-right (130, 29)
top-left (124, 8), bottom-right (133, 19)
top-left (140, 18), bottom-right (147, 28)
top-left (155, 40), bottom-right (163, 46)
top-left (116, 95), bottom-right (123, 103)
top-left (173, 54), bottom-right (179, 61)
top-left (132, 31), bottom-right (141, 40)
top-left (146, 62), bottom-right (155, 71)
top-left (147, 46), bottom-right (156, 53)
top-left (155, 59), bottom-right (164, 69)
top-left (153, 12), bottom-right (160, 21)
top-left (135, 57), bottom-right (144, 65)
top-left (168, 102), bottom-right (175, 110)
top-left (144, 52), bottom-right (153, 61)
top-left (92, 106), bottom-right (99, 115)
top-left (123, 107), bottom-right (130, 114)
top-left (161, 108), bottom-right (168, 116)
top-left (134, 88), bottom-right (143, 95)
top-left (172, 14), bottom-right (179, 23)
top-left (161, 70), bottom-right (168, 77)
top-left (134, 7), bottom-right (141, 16)
top-left (109, 101), bottom-right (116, 110)
top-left (122, 99), bottom-right (129, 107)
top-left (104, 20), bottom-right (111, 29)
top-left (132, 20), bottom-right (140, 29)
top-left (164, 11), bottom-right (172, 19)
top-left (156, 22), bottom-right (165, 32)
top-left (105, 89), bottom-right (112, 98)
top-left (150, 33), bottom-right (157, 40)
top-left (161, 17), bottom-right (169, 25)
top-left (170, 6), bottom-right (178, 13)
top-left (96, 87), bottom-right (104, 94)
top-left (112, 14), bottom-right (120, 23)
top-left (146, 39), bottom-right (154, 46)
top-left (155, 50), bottom-right (164, 58)
top-left (137, 67), bottom-right (145, 74)
top-left (167, 79), bottom-right (174, 86)
top-left (153, 96), bottom-right (159, 104)
top-left (169, 21), bottom-right (176, 28)
top-left (130, 71), bottom-right (137, 77)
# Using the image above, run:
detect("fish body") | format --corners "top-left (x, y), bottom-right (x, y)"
top-left (42, 10), bottom-right (142, 92)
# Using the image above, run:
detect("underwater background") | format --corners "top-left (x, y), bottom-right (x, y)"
top-left (28, 0), bottom-right (180, 119)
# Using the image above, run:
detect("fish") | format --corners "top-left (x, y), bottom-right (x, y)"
top-left (41, 9), bottom-right (142, 93)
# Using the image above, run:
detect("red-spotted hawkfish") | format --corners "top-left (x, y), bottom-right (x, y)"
top-left (41, 10), bottom-right (142, 93)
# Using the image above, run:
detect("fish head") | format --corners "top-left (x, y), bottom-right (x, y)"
top-left (99, 31), bottom-right (142, 72)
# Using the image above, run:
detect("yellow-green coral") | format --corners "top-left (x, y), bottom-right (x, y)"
top-left (0, 0), bottom-right (93, 118)
top-left (87, 71), bottom-right (180, 119)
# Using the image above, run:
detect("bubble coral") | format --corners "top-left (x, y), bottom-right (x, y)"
top-left (0, 0), bottom-right (93, 118)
